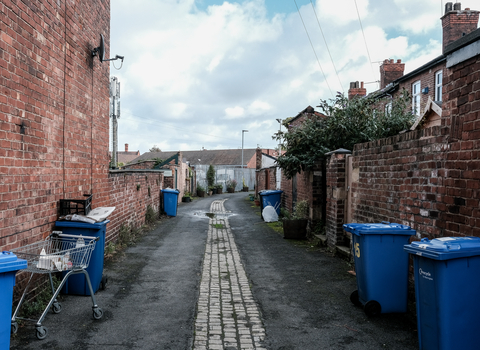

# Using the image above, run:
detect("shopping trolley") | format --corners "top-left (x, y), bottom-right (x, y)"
top-left (10, 232), bottom-right (104, 340)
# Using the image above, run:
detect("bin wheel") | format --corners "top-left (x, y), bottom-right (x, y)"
top-left (52, 302), bottom-right (62, 314)
top-left (100, 275), bottom-right (108, 290)
top-left (93, 307), bottom-right (104, 320)
top-left (36, 326), bottom-right (48, 340)
top-left (350, 290), bottom-right (362, 307)
top-left (11, 322), bottom-right (18, 334)
top-left (364, 300), bottom-right (381, 317)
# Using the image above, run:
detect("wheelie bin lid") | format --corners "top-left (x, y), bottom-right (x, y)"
top-left (404, 236), bottom-right (480, 260)
top-left (258, 190), bottom-right (283, 196)
top-left (161, 188), bottom-right (179, 194)
top-left (55, 220), bottom-right (110, 228)
top-left (0, 251), bottom-right (27, 273)
top-left (343, 222), bottom-right (415, 236)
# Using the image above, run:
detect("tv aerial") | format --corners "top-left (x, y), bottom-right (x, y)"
top-left (92, 34), bottom-right (124, 69)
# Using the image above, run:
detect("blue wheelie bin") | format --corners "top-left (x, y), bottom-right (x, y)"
top-left (162, 188), bottom-right (180, 217)
top-left (0, 251), bottom-right (26, 348)
top-left (343, 222), bottom-right (415, 316)
top-left (258, 190), bottom-right (283, 219)
top-left (404, 237), bottom-right (480, 350)
top-left (55, 220), bottom-right (110, 296)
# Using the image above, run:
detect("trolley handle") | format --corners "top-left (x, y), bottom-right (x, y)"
top-left (50, 232), bottom-right (100, 242)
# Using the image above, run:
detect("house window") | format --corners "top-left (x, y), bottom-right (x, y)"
top-left (412, 81), bottom-right (421, 115)
top-left (435, 70), bottom-right (443, 102)
top-left (385, 101), bottom-right (392, 115)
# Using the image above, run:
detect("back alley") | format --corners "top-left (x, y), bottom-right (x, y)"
top-left (10, 192), bottom-right (418, 350)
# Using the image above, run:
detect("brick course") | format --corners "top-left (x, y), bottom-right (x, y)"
top-left (0, 1), bottom-right (164, 256)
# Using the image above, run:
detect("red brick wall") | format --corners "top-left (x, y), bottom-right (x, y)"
top-left (256, 167), bottom-right (277, 194)
top-left (326, 153), bottom-right (348, 247)
top-left (0, 0), bottom-right (110, 250)
top-left (441, 52), bottom-right (480, 237)
top-left (106, 171), bottom-right (163, 245)
top-left (351, 126), bottom-right (448, 238)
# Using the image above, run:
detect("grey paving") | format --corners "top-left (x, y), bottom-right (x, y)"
top-left (193, 199), bottom-right (266, 350)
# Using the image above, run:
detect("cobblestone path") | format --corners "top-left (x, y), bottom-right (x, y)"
top-left (193, 199), bottom-right (266, 350)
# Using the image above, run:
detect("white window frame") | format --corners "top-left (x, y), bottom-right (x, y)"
top-left (385, 101), bottom-right (392, 115)
top-left (435, 70), bottom-right (443, 102)
top-left (412, 81), bottom-right (421, 115)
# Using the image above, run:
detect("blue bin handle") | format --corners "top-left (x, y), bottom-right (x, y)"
top-left (381, 221), bottom-right (391, 225)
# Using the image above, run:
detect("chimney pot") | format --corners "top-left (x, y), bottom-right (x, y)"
top-left (361, 81), bottom-right (364, 89)
top-left (445, 2), bottom-right (453, 13)
top-left (442, 2), bottom-right (479, 53)
top-left (125, 143), bottom-right (128, 152)
top-left (397, 59), bottom-right (401, 63)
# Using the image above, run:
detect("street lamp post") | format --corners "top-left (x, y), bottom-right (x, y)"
top-left (242, 130), bottom-right (248, 188)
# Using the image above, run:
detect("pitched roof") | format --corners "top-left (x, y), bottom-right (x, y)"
top-left (117, 151), bottom-right (141, 164)
top-left (131, 149), bottom-right (258, 166)
top-left (410, 97), bottom-right (442, 130)
top-left (289, 105), bottom-right (327, 124)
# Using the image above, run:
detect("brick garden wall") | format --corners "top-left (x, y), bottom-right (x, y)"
top-left (326, 153), bottom-right (348, 247)
top-left (106, 171), bottom-right (164, 245)
top-left (256, 167), bottom-right (277, 194)
top-left (351, 126), bottom-right (449, 238)
top-left (441, 51), bottom-right (480, 237)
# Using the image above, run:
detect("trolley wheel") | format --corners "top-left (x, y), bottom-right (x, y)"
top-left (364, 300), bottom-right (381, 317)
top-left (36, 326), bottom-right (48, 340)
top-left (93, 307), bottom-right (104, 320)
top-left (11, 322), bottom-right (18, 334)
top-left (52, 302), bottom-right (62, 314)
top-left (350, 290), bottom-right (362, 307)
top-left (100, 275), bottom-right (108, 290)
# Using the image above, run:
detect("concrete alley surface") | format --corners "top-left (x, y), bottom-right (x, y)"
top-left (10, 192), bottom-right (418, 350)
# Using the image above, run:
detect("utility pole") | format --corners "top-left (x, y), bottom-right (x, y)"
top-left (110, 77), bottom-right (120, 168)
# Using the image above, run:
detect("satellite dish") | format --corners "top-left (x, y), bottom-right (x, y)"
top-left (98, 34), bottom-right (105, 62)
top-left (92, 34), bottom-right (105, 62)
top-left (92, 34), bottom-right (124, 65)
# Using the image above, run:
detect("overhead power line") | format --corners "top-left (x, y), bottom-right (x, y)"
top-left (309, 0), bottom-right (344, 93)
top-left (294, 0), bottom-right (334, 98)
top-left (353, 0), bottom-right (376, 82)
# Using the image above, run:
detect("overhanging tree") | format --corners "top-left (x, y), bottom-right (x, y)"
top-left (273, 90), bottom-right (415, 179)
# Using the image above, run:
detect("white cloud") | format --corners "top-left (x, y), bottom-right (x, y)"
top-left (110, 0), bottom-right (461, 153)
top-left (225, 106), bottom-right (245, 118)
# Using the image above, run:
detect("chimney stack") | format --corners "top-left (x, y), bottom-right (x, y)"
top-left (442, 2), bottom-right (480, 53)
top-left (379, 59), bottom-right (405, 89)
top-left (348, 81), bottom-right (367, 100)
top-left (125, 143), bottom-right (129, 152)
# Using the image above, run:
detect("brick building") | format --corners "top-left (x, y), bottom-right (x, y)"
top-left (0, 1), bottom-right (163, 254)
top-left (325, 4), bottom-right (480, 253)
top-left (374, 3), bottom-right (479, 124)
top-left (116, 143), bottom-right (141, 165)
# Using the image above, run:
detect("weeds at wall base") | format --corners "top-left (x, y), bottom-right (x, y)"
top-left (105, 206), bottom-right (163, 261)
top-left (12, 274), bottom-right (61, 325)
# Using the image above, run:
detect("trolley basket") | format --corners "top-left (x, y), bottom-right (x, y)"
top-left (10, 232), bottom-right (104, 340)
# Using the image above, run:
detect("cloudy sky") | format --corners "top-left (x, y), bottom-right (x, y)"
top-left (109, 0), bottom-right (476, 154)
